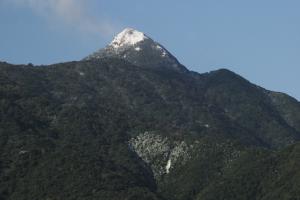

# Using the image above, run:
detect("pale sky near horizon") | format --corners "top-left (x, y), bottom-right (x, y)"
top-left (0, 0), bottom-right (299, 100)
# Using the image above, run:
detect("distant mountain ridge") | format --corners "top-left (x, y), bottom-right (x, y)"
top-left (0, 29), bottom-right (300, 200)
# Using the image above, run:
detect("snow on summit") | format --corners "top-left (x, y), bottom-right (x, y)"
top-left (83, 27), bottom-right (187, 72)
top-left (110, 28), bottom-right (148, 48)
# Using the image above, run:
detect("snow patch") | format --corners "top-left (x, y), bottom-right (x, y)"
top-left (161, 51), bottom-right (167, 57)
top-left (110, 28), bottom-right (148, 48)
top-left (155, 44), bottom-right (168, 57)
top-left (156, 45), bottom-right (163, 50)
top-left (135, 47), bottom-right (141, 51)
top-left (166, 159), bottom-right (171, 174)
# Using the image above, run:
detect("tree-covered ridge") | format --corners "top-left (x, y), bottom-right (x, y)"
top-left (0, 59), bottom-right (299, 200)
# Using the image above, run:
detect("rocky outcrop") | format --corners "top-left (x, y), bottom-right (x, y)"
top-left (129, 131), bottom-right (244, 182)
top-left (129, 132), bottom-right (194, 179)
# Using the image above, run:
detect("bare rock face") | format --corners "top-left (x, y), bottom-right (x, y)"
top-left (129, 132), bottom-right (194, 179)
top-left (129, 131), bottom-right (244, 184)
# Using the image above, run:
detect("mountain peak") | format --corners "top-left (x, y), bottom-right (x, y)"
top-left (84, 28), bottom-right (187, 72)
top-left (109, 28), bottom-right (149, 48)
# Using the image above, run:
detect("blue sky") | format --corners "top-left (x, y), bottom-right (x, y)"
top-left (0, 0), bottom-right (299, 100)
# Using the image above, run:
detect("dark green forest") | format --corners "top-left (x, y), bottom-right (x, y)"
top-left (1, 59), bottom-right (300, 200)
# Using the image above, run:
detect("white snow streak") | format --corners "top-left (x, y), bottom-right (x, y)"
top-left (166, 159), bottom-right (171, 174)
